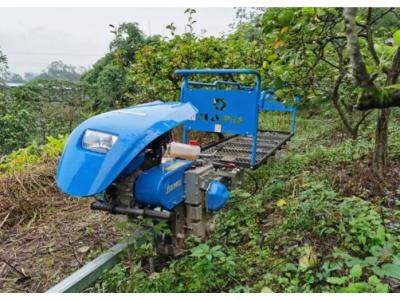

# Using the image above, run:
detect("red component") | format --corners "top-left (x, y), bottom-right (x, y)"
top-left (188, 140), bottom-right (199, 146)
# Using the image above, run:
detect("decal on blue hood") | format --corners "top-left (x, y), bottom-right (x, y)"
top-left (56, 101), bottom-right (198, 196)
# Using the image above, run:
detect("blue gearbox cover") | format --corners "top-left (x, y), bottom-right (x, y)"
top-left (135, 159), bottom-right (193, 210)
top-left (206, 180), bottom-right (229, 211)
top-left (56, 101), bottom-right (197, 196)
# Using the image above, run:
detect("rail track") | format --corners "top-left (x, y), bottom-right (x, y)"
top-left (46, 230), bottom-right (145, 293)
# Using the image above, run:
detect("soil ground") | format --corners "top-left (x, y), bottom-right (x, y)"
top-left (0, 162), bottom-right (122, 292)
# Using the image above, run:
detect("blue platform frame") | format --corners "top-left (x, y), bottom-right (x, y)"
top-left (260, 88), bottom-right (300, 134)
top-left (176, 69), bottom-right (298, 167)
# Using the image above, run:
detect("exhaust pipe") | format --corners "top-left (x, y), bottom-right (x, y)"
top-left (90, 200), bottom-right (172, 220)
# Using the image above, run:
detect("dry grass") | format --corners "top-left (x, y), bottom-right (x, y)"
top-left (329, 160), bottom-right (400, 204)
top-left (0, 159), bottom-right (60, 228)
top-left (0, 159), bottom-right (123, 292)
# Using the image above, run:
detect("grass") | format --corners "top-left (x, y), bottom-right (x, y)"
top-left (93, 109), bottom-right (400, 293)
top-left (0, 135), bottom-right (123, 292)
top-left (1, 108), bottom-right (399, 293)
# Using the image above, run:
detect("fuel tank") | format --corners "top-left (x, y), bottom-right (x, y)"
top-left (135, 159), bottom-right (193, 210)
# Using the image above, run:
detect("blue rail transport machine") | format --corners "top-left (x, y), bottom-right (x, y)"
top-left (57, 69), bottom-right (298, 256)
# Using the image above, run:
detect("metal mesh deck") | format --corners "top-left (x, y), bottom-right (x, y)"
top-left (202, 131), bottom-right (292, 168)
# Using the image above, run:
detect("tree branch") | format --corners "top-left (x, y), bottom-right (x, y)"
top-left (387, 48), bottom-right (400, 85)
top-left (354, 110), bottom-right (372, 132)
top-left (343, 7), bottom-right (374, 89)
top-left (365, 8), bottom-right (380, 67)
top-left (370, 8), bottom-right (394, 25)
top-left (331, 73), bottom-right (354, 134)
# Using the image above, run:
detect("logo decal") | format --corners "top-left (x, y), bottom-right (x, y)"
top-left (166, 179), bottom-right (182, 194)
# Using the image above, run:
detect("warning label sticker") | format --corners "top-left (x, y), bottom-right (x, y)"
top-left (214, 124), bottom-right (222, 133)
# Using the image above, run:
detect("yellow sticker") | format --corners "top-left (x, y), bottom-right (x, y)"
top-left (214, 124), bottom-right (222, 133)
top-left (165, 161), bottom-right (187, 171)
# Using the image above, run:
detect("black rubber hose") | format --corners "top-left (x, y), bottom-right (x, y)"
top-left (91, 200), bottom-right (171, 220)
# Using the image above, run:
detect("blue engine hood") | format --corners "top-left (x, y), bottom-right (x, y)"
top-left (56, 101), bottom-right (197, 196)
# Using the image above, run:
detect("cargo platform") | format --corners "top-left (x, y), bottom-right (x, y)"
top-left (202, 130), bottom-right (293, 168)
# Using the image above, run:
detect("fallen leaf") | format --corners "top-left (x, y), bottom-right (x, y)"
top-left (149, 272), bottom-right (160, 280)
top-left (267, 53), bottom-right (279, 61)
top-left (299, 245), bottom-right (318, 269)
top-left (261, 287), bottom-right (273, 293)
top-left (78, 246), bottom-right (90, 253)
top-left (272, 38), bottom-right (283, 49)
top-left (281, 27), bottom-right (289, 33)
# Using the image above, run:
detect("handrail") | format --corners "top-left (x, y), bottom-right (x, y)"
top-left (259, 89), bottom-right (300, 134)
top-left (188, 80), bottom-right (253, 91)
top-left (176, 69), bottom-right (261, 90)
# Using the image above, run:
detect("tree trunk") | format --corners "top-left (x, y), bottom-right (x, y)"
top-left (373, 108), bottom-right (390, 177)
top-left (373, 46), bottom-right (400, 176)
top-left (343, 8), bottom-right (399, 176)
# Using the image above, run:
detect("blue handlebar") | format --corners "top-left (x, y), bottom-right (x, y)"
top-left (176, 69), bottom-right (261, 89)
top-left (188, 80), bottom-right (253, 91)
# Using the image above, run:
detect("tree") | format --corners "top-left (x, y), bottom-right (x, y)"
top-left (0, 79), bottom-right (89, 154)
top-left (81, 23), bottom-right (148, 112)
top-left (109, 22), bottom-right (146, 67)
top-left (7, 73), bottom-right (25, 83)
top-left (37, 60), bottom-right (82, 82)
top-left (131, 33), bottom-right (265, 102)
top-left (23, 72), bottom-right (39, 82)
top-left (0, 48), bottom-right (8, 83)
top-left (260, 8), bottom-right (373, 139)
top-left (94, 64), bottom-right (127, 109)
top-left (129, 9), bottom-right (267, 102)
top-left (259, 8), bottom-right (399, 176)
top-left (0, 94), bottom-right (33, 154)
top-left (343, 8), bottom-right (400, 176)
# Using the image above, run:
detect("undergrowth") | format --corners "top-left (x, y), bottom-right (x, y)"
top-left (0, 135), bottom-right (68, 228)
top-left (0, 135), bottom-right (67, 173)
top-left (94, 111), bottom-right (400, 293)
top-left (2, 111), bottom-right (399, 293)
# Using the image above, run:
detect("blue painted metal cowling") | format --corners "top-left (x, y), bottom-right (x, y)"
top-left (56, 101), bottom-right (198, 197)
top-left (206, 180), bottom-right (229, 211)
top-left (176, 69), bottom-right (261, 166)
top-left (135, 159), bottom-right (193, 210)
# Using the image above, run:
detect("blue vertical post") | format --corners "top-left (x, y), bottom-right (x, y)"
top-left (291, 108), bottom-right (297, 134)
top-left (291, 95), bottom-right (300, 134)
top-left (251, 135), bottom-right (257, 166)
top-left (181, 76), bottom-right (189, 143)
top-left (250, 79), bottom-right (262, 166)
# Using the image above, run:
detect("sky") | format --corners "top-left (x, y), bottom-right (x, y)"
top-left (0, 8), bottom-right (237, 75)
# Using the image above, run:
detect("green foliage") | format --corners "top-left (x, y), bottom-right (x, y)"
top-left (93, 64), bottom-right (127, 110)
top-left (0, 93), bottom-right (34, 153)
top-left (109, 22), bottom-right (146, 67)
top-left (124, 243), bottom-right (237, 292)
top-left (0, 79), bottom-right (87, 155)
top-left (94, 111), bottom-right (400, 292)
top-left (81, 22), bottom-right (148, 111)
top-left (42, 135), bottom-right (68, 158)
top-left (36, 60), bottom-right (82, 82)
top-left (338, 197), bottom-right (387, 252)
top-left (0, 135), bottom-right (67, 172)
top-left (393, 29), bottom-right (400, 47)
top-left (130, 33), bottom-right (264, 102)
top-left (2, 7), bottom-right (400, 293)
top-left (261, 8), bottom-right (400, 136)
